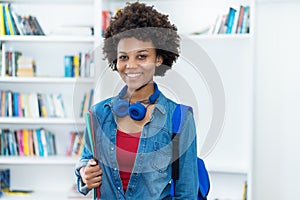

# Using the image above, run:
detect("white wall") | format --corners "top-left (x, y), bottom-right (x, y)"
top-left (253, 1), bottom-right (300, 199)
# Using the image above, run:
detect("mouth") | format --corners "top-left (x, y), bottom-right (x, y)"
top-left (126, 73), bottom-right (142, 78)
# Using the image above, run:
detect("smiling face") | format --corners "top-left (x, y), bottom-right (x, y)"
top-left (117, 37), bottom-right (163, 94)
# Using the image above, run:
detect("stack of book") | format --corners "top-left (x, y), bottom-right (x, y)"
top-left (80, 89), bottom-right (94, 117)
top-left (65, 131), bottom-right (84, 157)
top-left (64, 52), bottom-right (93, 78)
top-left (0, 90), bottom-right (66, 118)
top-left (211, 5), bottom-right (250, 35)
top-left (0, 168), bottom-right (10, 196)
top-left (0, 128), bottom-right (56, 157)
top-left (0, 3), bottom-right (45, 36)
top-left (16, 56), bottom-right (36, 77)
top-left (192, 5), bottom-right (251, 35)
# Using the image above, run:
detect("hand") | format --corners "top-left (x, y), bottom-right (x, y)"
top-left (79, 159), bottom-right (102, 189)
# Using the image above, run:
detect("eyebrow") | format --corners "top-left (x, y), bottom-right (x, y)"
top-left (118, 49), bottom-right (150, 54)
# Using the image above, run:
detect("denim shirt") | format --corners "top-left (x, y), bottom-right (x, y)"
top-left (75, 91), bottom-right (199, 200)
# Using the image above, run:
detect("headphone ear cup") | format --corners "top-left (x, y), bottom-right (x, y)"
top-left (113, 99), bottom-right (129, 117)
top-left (128, 103), bottom-right (146, 121)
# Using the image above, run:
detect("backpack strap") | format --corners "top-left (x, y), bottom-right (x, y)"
top-left (170, 104), bottom-right (193, 197)
top-left (170, 104), bottom-right (210, 200)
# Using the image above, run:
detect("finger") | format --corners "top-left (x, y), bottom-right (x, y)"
top-left (88, 159), bottom-right (98, 166)
top-left (87, 181), bottom-right (101, 189)
top-left (85, 169), bottom-right (102, 181)
top-left (86, 165), bottom-right (101, 175)
top-left (86, 176), bottom-right (102, 189)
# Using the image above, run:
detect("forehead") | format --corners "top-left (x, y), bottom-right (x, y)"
top-left (117, 37), bottom-right (155, 53)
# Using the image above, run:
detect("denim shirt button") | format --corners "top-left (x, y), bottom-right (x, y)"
top-left (117, 186), bottom-right (121, 190)
top-left (111, 147), bottom-right (115, 151)
top-left (114, 168), bottom-right (117, 171)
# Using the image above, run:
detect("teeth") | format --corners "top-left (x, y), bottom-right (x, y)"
top-left (127, 73), bottom-right (141, 78)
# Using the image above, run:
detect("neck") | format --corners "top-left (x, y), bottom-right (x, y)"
top-left (128, 82), bottom-right (154, 104)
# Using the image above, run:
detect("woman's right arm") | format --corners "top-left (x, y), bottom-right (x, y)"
top-left (75, 146), bottom-right (97, 195)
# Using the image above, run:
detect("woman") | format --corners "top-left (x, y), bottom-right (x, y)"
top-left (75, 2), bottom-right (198, 199)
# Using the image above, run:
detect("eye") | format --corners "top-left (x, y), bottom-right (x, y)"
top-left (118, 55), bottom-right (128, 61)
top-left (138, 54), bottom-right (147, 60)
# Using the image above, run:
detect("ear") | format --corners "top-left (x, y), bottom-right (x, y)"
top-left (156, 55), bottom-right (163, 67)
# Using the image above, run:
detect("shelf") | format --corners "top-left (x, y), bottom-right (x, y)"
top-left (0, 77), bottom-right (94, 84)
top-left (206, 162), bottom-right (249, 174)
top-left (0, 117), bottom-right (85, 124)
top-left (187, 33), bottom-right (252, 41)
top-left (0, 0), bottom-right (94, 5)
top-left (0, 35), bottom-right (94, 43)
top-left (0, 156), bottom-right (79, 165)
top-left (0, 189), bottom-right (92, 200)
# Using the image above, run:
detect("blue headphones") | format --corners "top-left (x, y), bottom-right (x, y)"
top-left (112, 82), bottom-right (160, 121)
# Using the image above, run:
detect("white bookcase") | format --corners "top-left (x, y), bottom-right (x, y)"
top-left (0, 0), bottom-right (99, 199)
top-left (0, 0), bottom-right (254, 199)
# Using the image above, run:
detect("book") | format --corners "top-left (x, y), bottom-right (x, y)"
top-left (240, 6), bottom-right (250, 33)
top-left (40, 129), bottom-right (48, 157)
top-left (17, 56), bottom-right (36, 77)
top-left (31, 16), bottom-right (44, 35)
top-left (2, 4), bottom-right (10, 35)
top-left (1, 43), bottom-right (6, 77)
top-left (13, 92), bottom-right (19, 117)
top-left (73, 55), bottom-right (80, 77)
top-left (11, 51), bottom-right (22, 77)
top-left (0, 3), bottom-right (5, 35)
top-left (4, 3), bottom-right (16, 35)
top-left (236, 5), bottom-right (245, 34)
top-left (10, 9), bottom-right (23, 35)
top-left (71, 131), bottom-right (84, 156)
top-left (66, 132), bottom-right (76, 156)
top-left (217, 14), bottom-right (227, 34)
top-left (225, 7), bottom-right (237, 34)
top-left (37, 93), bottom-right (47, 117)
top-left (52, 93), bottom-right (66, 118)
top-left (102, 10), bottom-right (112, 36)
top-left (7, 91), bottom-right (12, 117)
top-left (64, 55), bottom-right (73, 77)
top-left (16, 130), bottom-right (24, 156)
top-left (35, 129), bottom-right (43, 156)
top-left (27, 129), bottom-right (34, 156)
top-left (22, 129), bottom-right (29, 156)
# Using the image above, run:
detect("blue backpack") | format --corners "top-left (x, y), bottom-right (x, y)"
top-left (170, 104), bottom-right (210, 200)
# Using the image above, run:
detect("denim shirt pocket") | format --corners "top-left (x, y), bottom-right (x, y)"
top-left (151, 140), bottom-right (172, 174)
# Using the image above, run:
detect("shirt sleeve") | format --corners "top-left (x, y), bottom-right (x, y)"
top-left (175, 109), bottom-right (199, 199)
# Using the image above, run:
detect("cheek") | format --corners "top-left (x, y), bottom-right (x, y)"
top-left (116, 61), bottom-right (125, 72)
top-left (144, 63), bottom-right (156, 75)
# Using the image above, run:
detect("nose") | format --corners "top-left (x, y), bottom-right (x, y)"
top-left (125, 58), bottom-right (137, 69)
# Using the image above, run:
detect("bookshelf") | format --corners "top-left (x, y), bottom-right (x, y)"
top-left (0, 0), bottom-right (254, 199)
top-left (96, 0), bottom-right (254, 200)
top-left (0, 0), bottom-right (98, 199)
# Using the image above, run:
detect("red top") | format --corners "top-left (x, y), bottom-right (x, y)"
top-left (116, 129), bottom-right (141, 193)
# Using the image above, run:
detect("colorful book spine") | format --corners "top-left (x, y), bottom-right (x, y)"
top-left (64, 55), bottom-right (73, 77)
top-left (17, 130), bottom-right (24, 156)
top-left (225, 7), bottom-right (237, 34)
top-left (240, 6), bottom-right (250, 33)
top-left (4, 3), bottom-right (16, 35)
top-left (236, 5), bottom-right (245, 34)
top-left (0, 3), bottom-right (6, 35)
top-left (2, 4), bottom-right (10, 35)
